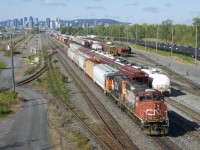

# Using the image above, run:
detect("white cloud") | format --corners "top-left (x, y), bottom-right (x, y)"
top-left (42, 0), bottom-right (52, 4)
top-left (41, 0), bottom-right (66, 6)
top-left (143, 7), bottom-right (159, 13)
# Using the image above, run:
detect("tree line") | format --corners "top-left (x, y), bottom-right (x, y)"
top-left (57, 17), bottom-right (200, 48)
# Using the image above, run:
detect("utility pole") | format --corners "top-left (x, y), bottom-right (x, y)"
top-left (10, 33), bottom-right (15, 92)
top-left (156, 26), bottom-right (158, 52)
top-left (171, 25), bottom-right (174, 57)
top-left (135, 26), bottom-right (137, 47)
top-left (195, 25), bottom-right (198, 66)
top-left (127, 25), bottom-right (129, 43)
top-left (119, 28), bottom-right (120, 42)
top-left (145, 29), bottom-right (147, 51)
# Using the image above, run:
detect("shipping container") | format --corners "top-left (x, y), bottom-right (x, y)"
top-left (93, 64), bottom-right (117, 90)
top-left (68, 48), bottom-right (74, 60)
top-left (85, 58), bottom-right (99, 79)
top-left (74, 51), bottom-right (81, 65)
top-left (78, 52), bottom-right (90, 71)
top-left (70, 48), bottom-right (78, 62)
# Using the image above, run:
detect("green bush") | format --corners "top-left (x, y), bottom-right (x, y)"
top-left (0, 61), bottom-right (6, 73)
top-left (3, 51), bottom-right (11, 57)
top-left (70, 130), bottom-right (93, 150)
top-left (0, 92), bottom-right (21, 117)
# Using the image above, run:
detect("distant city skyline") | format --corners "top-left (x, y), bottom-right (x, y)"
top-left (1, 0), bottom-right (200, 25)
top-left (1, 16), bottom-right (120, 29)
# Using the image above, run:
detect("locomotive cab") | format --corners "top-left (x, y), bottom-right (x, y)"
top-left (135, 89), bottom-right (169, 135)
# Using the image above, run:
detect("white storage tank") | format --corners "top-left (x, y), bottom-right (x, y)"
top-left (136, 66), bottom-right (171, 95)
top-left (91, 43), bottom-right (102, 50)
top-left (150, 74), bottom-right (171, 94)
top-left (93, 64), bottom-right (117, 90)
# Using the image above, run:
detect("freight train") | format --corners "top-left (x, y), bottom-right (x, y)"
top-left (66, 42), bottom-right (169, 135)
top-left (114, 38), bottom-right (200, 60)
top-left (51, 34), bottom-right (171, 95)
top-left (69, 36), bottom-right (131, 57)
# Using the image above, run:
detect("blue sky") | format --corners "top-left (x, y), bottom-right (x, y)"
top-left (0, 0), bottom-right (200, 25)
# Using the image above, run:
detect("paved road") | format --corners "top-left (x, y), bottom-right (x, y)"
top-left (0, 52), bottom-right (22, 89)
top-left (0, 36), bottom-right (52, 150)
top-left (132, 48), bottom-right (200, 86)
top-left (0, 87), bottom-right (52, 150)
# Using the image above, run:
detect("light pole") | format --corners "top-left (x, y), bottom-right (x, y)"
top-left (156, 25), bottom-right (158, 52)
top-left (110, 28), bottom-right (112, 40)
top-left (10, 32), bottom-right (15, 92)
top-left (145, 29), bottom-right (147, 51)
top-left (171, 25), bottom-right (174, 57)
top-left (127, 24), bottom-right (129, 43)
top-left (195, 25), bottom-right (198, 66)
top-left (119, 28), bottom-right (120, 41)
top-left (135, 25), bottom-right (137, 47)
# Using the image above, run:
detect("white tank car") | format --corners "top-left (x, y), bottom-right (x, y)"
top-left (141, 68), bottom-right (171, 95)
top-left (91, 43), bottom-right (102, 50)
top-left (149, 73), bottom-right (171, 95)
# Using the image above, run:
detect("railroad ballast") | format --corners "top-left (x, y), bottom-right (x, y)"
top-left (67, 42), bottom-right (169, 135)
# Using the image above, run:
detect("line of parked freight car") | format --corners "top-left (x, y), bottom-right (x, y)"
top-left (51, 33), bottom-right (131, 57)
top-left (66, 42), bottom-right (169, 135)
top-left (52, 34), bottom-right (171, 95)
top-left (114, 37), bottom-right (200, 60)
top-left (75, 38), bottom-right (171, 95)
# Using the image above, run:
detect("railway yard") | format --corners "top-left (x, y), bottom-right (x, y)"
top-left (0, 32), bottom-right (200, 150)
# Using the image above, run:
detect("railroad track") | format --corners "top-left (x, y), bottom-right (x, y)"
top-left (45, 35), bottom-right (138, 150)
top-left (165, 97), bottom-right (200, 123)
top-left (16, 65), bottom-right (47, 86)
top-left (49, 34), bottom-right (200, 148)
top-left (152, 136), bottom-right (181, 150)
top-left (16, 51), bottom-right (56, 86)
top-left (166, 100), bottom-right (200, 140)
top-left (48, 35), bottom-right (188, 150)
top-left (136, 53), bottom-right (200, 96)
top-left (129, 51), bottom-right (200, 141)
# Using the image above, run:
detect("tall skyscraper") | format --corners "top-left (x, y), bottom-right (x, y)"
top-left (29, 16), bottom-right (33, 28)
top-left (34, 18), bottom-right (39, 28)
top-left (24, 17), bottom-right (28, 28)
top-left (55, 17), bottom-right (61, 28)
top-left (46, 18), bottom-right (50, 28)
top-left (15, 19), bottom-right (20, 29)
top-left (20, 18), bottom-right (23, 27)
top-left (7, 19), bottom-right (11, 27)
top-left (50, 21), bottom-right (55, 29)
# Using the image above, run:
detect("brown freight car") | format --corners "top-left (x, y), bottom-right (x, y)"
top-left (116, 46), bottom-right (129, 56)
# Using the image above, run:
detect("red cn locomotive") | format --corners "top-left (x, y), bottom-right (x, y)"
top-left (105, 74), bottom-right (169, 135)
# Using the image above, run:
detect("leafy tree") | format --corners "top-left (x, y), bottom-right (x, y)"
top-left (192, 17), bottom-right (200, 48)
top-left (160, 19), bottom-right (173, 42)
top-left (193, 17), bottom-right (200, 26)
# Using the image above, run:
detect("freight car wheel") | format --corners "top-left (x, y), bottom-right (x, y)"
top-left (104, 91), bottom-right (109, 96)
top-left (140, 122), bottom-right (144, 131)
top-left (120, 104), bottom-right (126, 112)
